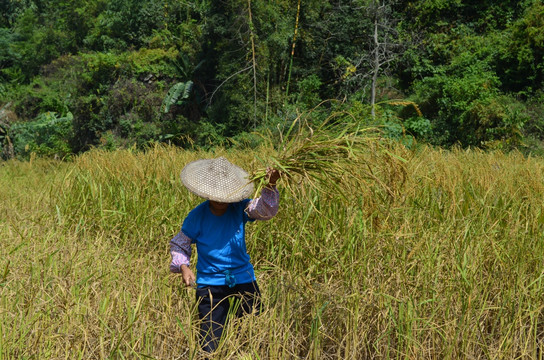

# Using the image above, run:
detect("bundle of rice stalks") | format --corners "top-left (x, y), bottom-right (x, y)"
top-left (250, 113), bottom-right (405, 200)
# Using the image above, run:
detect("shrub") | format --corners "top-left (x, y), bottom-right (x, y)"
top-left (9, 111), bottom-right (73, 158)
top-left (404, 116), bottom-right (432, 139)
top-left (79, 52), bottom-right (128, 90)
top-left (411, 63), bottom-right (501, 146)
top-left (115, 112), bottom-right (161, 148)
top-left (127, 47), bottom-right (179, 78)
top-left (294, 74), bottom-right (322, 109)
top-left (462, 95), bottom-right (529, 148)
top-left (8, 79), bottom-right (70, 120)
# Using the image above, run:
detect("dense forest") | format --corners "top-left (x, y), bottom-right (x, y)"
top-left (0, 0), bottom-right (543, 159)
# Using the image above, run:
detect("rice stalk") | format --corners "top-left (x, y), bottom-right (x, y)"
top-left (250, 111), bottom-right (406, 202)
top-left (385, 99), bottom-right (423, 117)
top-left (3, 145), bottom-right (544, 359)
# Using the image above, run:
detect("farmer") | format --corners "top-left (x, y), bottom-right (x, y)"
top-left (169, 157), bottom-right (280, 353)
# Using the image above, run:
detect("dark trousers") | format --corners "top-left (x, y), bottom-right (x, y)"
top-left (196, 281), bottom-right (261, 353)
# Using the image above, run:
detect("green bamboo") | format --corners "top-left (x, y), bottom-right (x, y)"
top-left (285, 0), bottom-right (301, 97)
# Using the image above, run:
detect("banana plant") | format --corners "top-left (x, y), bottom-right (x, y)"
top-left (161, 80), bottom-right (194, 113)
top-left (161, 52), bottom-right (205, 116)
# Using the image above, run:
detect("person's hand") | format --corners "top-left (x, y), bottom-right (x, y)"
top-left (266, 167), bottom-right (280, 187)
top-left (180, 264), bottom-right (196, 288)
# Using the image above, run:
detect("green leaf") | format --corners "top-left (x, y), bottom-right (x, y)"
top-left (161, 81), bottom-right (194, 113)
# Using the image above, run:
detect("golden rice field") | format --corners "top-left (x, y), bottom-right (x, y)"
top-left (1, 143), bottom-right (544, 359)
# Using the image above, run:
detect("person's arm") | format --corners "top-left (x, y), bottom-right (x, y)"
top-left (246, 168), bottom-right (280, 220)
top-left (170, 231), bottom-right (196, 286)
top-left (170, 231), bottom-right (191, 272)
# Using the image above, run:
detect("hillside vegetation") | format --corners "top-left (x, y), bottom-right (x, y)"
top-left (1, 144), bottom-right (543, 359)
top-left (1, 0), bottom-right (544, 158)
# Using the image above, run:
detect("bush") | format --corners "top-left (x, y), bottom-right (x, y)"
top-left (115, 112), bottom-right (161, 148)
top-left (294, 74), bottom-right (322, 109)
top-left (70, 94), bottom-right (105, 152)
top-left (411, 63), bottom-right (501, 146)
top-left (10, 80), bottom-right (70, 120)
top-left (404, 116), bottom-right (432, 139)
top-left (32, 52), bottom-right (172, 152)
top-left (462, 95), bottom-right (529, 148)
top-left (79, 52), bottom-right (128, 90)
top-left (127, 48), bottom-right (179, 78)
top-left (9, 111), bottom-right (73, 158)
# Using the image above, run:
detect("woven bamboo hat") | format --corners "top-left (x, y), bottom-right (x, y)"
top-left (180, 157), bottom-right (254, 203)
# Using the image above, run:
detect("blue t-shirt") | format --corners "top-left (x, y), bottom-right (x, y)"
top-left (181, 199), bottom-right (256, 287)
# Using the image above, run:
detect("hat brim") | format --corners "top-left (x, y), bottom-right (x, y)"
top-left (180, 158), bottom-right (254, 203)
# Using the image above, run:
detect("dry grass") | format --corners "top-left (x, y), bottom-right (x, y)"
top-left (1, 143), bottom-right (544, 359)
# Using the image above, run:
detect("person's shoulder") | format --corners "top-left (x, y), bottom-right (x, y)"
top-left (231, 199), bottom-right (253, 219)
top-left (187, 201), bottom-right (209, 217)
top-left (232, 198), bottom-right (251, 210)
top-left (183, 201), bottom-right (208, 230)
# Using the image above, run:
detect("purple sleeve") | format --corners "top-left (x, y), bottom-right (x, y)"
top-left (246, 186), bottom-right (280, 220)
top-left (169, 231), bottom-right (192, 273)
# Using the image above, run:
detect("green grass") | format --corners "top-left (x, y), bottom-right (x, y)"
top-left (1, 144), bottom-right (544, 359)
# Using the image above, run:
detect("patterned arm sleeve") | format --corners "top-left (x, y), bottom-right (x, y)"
top-left (246, 186), bottom-right (280, 220)
top-left (169, 231), bottom-right (192, 273)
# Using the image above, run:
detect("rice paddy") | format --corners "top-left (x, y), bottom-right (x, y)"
top-left (1, 142), bottom-right (544, 359)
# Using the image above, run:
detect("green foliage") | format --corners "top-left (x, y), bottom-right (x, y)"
top-left (83, 0), bottom-right (167, 51)
top-left (294, 1), bottom-right (374, 99)
top-left (9, 79), bottom-right (70, 120)
top-left (46, 0), bottom-right (107, 50)
top-left (0, 28), bottom-right (19, 76)
top-left (115, 116), bottom-right (161, 148)
top-left (0, 0), bottom-right (27, 28)
top-left (70, 94), bottom-right (107, 152)
top-left (294, 74), bottom-right (322, 109)
top-left (107, 79), bottom-right (162, 122)
top-left (401, 0), bottom-right (462, 30)
top-left (9, 111), bottom-right (73, 158)
top-left (412, 63), bottom-right (529, 148)
top-left (8, 8), bottom-right (72, 81)
top-left (495, 1), bottom-right (544, 93)
top-left (398, 4), bottom-right (540, 148)
top-left (400, 0), bottom-right (522, 32)
top-left (520, 90), bottom-right (544, 155)
top-left (1, 0), bottom-right (544, 156)
top-left (404, 116), bottom-right (432, 139)
top-left (522, 90), bottom-right (544, 138)
top-left (0, 119), bottom-right (10, 160)
top-left (161, 81), bottom-right (194, 113)
top-left (127, 47), bottom-right (179, 78)
top-left (411, 58), bottom-right (502, 146)
top-left (79, 52), bottom-right (127, 89)
top-left (462, 95), bottom-right (529, 148)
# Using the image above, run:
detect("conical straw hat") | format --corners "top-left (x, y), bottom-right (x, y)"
top-left (180, 157), bottom-right (254, 203)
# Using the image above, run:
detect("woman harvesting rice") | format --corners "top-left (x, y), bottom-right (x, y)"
top-left (169, 157), bottom-right (280, 353)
